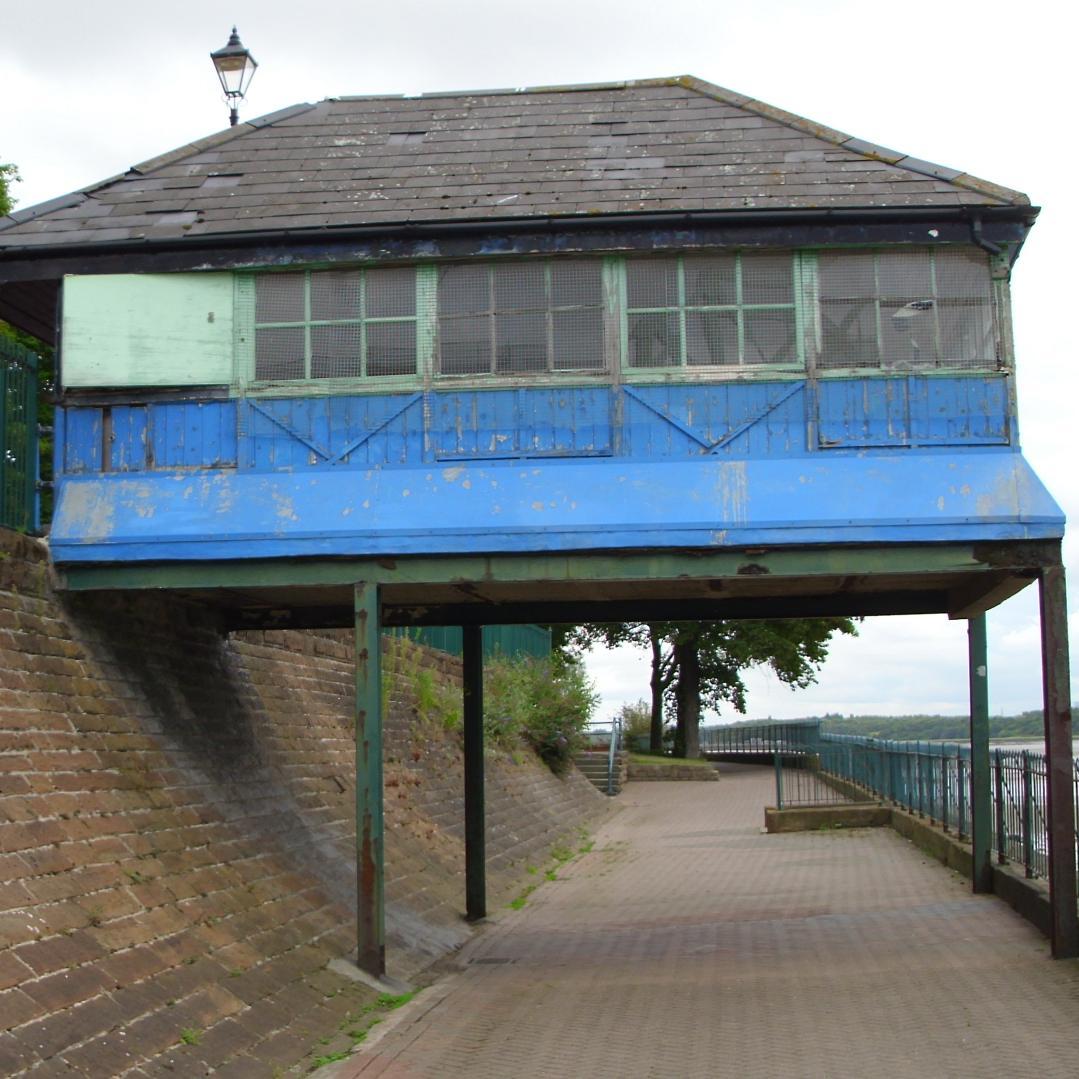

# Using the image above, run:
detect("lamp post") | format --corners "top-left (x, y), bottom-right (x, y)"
top-left (210, 27), bottom-right (258, 127)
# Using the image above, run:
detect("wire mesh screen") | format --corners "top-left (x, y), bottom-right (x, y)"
top-left (437, 260), bottom-right (605, 376)
top-left (254, 268), bottom-right (418, 381)
top-left (818, 247), bottom-right (995, 371)
top-left (627, 254), bottom-right (797, 369)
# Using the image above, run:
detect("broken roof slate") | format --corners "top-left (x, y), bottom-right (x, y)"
top-left (0, 76), bottom-right (1028, 249)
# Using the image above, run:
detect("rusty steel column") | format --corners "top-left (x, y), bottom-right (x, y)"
top-left (354, 582), bottom-right (385, 976)
top-left (968, 615), bottom-right (992, 893)
top-left (1039, 564), bottom-right (1078, 958)
top-left (462, 624), bottom-right (487, 921)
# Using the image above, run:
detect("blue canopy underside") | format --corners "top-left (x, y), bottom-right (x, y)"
top-left (48, 450), bottom-right (1064, 563)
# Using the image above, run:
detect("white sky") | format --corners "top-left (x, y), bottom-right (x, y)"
top-left (2, 0), bottom-right (1076, 722)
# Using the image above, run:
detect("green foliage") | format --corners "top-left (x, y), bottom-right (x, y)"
top-left (413, 667), bottom-right (461, 731)
top-left (629, 752), bottom-right (712, 767)
top-left (566, 618), bottom-right (858, 757)
top-left (0, 161), bottom-right (19, 216)
top-left (616, 698), bottom-right (651, 739)
top-left (815, 709), bottom-right (1064, 741)
top-left (483, 655), bottom-right (598, 773)
top-left (178, 1028), bottom-right (202, 1046)
top-left (310, 1050), bottom-right (350, 1067)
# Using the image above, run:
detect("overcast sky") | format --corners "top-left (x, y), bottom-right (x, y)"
top-left (3, 0), bottom-right (1075, 724)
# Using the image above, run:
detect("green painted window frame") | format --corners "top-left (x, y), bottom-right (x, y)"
top-left (234, 247), bottom-right (999, 396)
top-left (434, 259), bottom-right (612, 377)
top-left (619, 252), bottom-right (806, 376)
top-left (238, 268), bottom-right (426, 392)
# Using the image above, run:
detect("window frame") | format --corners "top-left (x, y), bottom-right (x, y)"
top-left (619, 252), bottom-right (807, 376)
top-left (808, 246), bottom-right (1000, 375)
top-left (234, 246), bottom-right (1001, 396)
top-left (238, 267), bottom-right (427, 393)
top-left (435, 259), bottom-right (613, 379)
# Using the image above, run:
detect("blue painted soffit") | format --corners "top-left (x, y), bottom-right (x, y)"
top-left (49, 450), bottom-right (1064, 564)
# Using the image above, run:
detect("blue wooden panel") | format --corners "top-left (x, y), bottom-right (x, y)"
top-left (621, 382), bottom-right (808, 458)
top-left (241, 394), bottom-right (424, 471)
top-left (817, 376), bottom-right (1009, 449)
top-left (921, 378), bottom-right (1008, 445)
top-left (63, 408), bottom-right (103, 474)
top-left (431, 387), bottom-right (612, 461)
top-left (56, 376), bottom-right (1012, 486)
top-left (142, 401), bottom-right (237, 470)
top-left (109, 407), bottom-right (148, 472)
top-left (818, 379), bottom-right (908, 447)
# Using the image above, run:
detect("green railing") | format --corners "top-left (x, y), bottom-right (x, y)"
top-left (772, 730), bottom-right (1066, 882)
top-left (701, 719), bottom-right (822, 758)
top-left (0, 335), bottom-right (39, 533)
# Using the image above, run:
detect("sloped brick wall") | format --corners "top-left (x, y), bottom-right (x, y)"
top-left (0, 529), bottom-right (605, 1075)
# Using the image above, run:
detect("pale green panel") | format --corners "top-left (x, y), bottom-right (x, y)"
top-left (62, 273), bottom-right (234, 388)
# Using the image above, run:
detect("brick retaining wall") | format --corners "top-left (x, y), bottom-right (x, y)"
top-left (0, 528), bottom-right (605, 1075)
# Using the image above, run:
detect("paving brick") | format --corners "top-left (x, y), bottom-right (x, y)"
top-left (16, 992), bottom-right (124, 1061)
top-left (0, 986), bottom-right (47, 1030)
top-left (338, 767), bottom-right (1079, 1079)
top-left (21, 963), bottom-right (114, 1011)
top-left (0, 948), bottom-right (34, 991)
top-left (15, 930), bottom-right (107, 976)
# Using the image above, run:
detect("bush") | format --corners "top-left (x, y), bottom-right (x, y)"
top-left (617, 699), bottom-right (651, 739)
top-left (484, 655), bottom-right (598, 774)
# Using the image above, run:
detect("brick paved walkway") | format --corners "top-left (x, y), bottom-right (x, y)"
top-left (331, 764), bottom-right (1079, 1078)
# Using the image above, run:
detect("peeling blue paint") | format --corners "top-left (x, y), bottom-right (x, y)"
top-left (49, 451), bottom-right (1063, 563)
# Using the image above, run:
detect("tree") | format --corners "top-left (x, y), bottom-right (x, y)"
top-left (0, 158), bottom-right (56, 523)
top-left (0, 161), bottom-right (19, 216)
top-left (567, 617), bottom-right (858, 758)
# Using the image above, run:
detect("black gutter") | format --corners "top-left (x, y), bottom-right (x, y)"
top-left (0, 204), bottom-right (1038, 263)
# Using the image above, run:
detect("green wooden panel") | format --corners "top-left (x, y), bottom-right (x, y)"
top-left (62, 273), bottom-right (234, 388)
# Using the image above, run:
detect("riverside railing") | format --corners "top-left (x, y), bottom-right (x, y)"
top-left (701, 719), bottom-right (821, 758)
top-left (787, 732), bottom-right (1067, 881)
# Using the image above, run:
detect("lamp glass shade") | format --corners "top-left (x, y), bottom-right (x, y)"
top-left (211, 30), bottom-right (258, 98)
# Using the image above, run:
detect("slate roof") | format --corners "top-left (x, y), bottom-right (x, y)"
top-left (0, 76), bottom-right (1028, 250)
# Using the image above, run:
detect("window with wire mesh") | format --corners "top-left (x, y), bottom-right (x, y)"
top-left (625, 253), bottom-right (798, 369)
top-left (817, 248), bottom-right (995, 371)
top-left (254, 268), bottom-right (417, 381)
top-left (437, 260), bottom-right (606, 376)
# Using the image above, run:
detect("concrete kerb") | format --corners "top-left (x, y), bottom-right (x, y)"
top-left (765, 776), bottom-right (1053, 942)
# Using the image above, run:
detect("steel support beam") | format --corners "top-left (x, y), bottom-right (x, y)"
top-left (1039, 564), bottom-right (1078, 958)
top-left (354, 582), bottom-right (385, 976)
top-left (968, 615), bottom-right (992, 893)
top-left (462, 625), bottom-right (487, 922)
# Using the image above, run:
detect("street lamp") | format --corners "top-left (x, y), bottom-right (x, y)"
top-left (210, 27), bottom-right (258, 127)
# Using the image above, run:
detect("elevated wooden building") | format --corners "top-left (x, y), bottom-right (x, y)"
top-left (0, 76), bottom-right (1072, 970)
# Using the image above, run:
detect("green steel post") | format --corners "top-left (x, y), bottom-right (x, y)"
top-left (968, 616), bottom-right (992, 892)
top-left (941, 753), bottom-right (949, 833)
top-left (994, 750), bottom-right (1006, 864)
top-left (1021, 751), bottom-right (1034, 879)
top-left (774, 752), bottom-right (784, 811)
top-left (462, 624), bottom-right (487, 922)
top-left (1039, 565), bottom-right (1079, 958)
top-left (354, 582), bottom-right (385, 977)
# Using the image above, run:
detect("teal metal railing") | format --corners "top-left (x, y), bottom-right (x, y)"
top-left (700, 719), bottom-right (822, 757)
top-left (0, 335), bottom-right (39, 533)
top-left (766, 727), bottom-right (1065, 882)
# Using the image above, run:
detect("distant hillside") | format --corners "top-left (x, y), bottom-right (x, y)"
top-left (720, 709), bottom-right (1075, 741)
